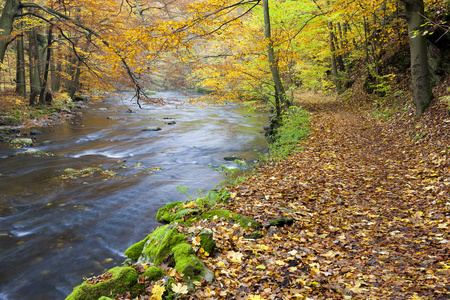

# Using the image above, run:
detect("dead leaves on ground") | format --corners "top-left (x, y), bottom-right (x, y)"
top-left (174, 101), bottom-right (450, 299)
top-left (118, 100), bottom-right (449, 299)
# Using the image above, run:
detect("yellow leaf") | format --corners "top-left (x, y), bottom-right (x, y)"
top-left (248, 295), bottom-right (265, 300)
top-left (275, 260), bottom-right (286, 266)
top-left (171, 282), bottom-right (188, 294)
top-left (193, 236), bottom-right (201, 246)
top-left (151, 284), bottom-right (165, 300)
top-left (217, 261), bottom-right (226, 268)
top-left (227, 251), bottom-right (244, 263)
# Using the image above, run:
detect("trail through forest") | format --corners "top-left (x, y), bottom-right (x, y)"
top-left (185, 95), bottom-right (450, 299)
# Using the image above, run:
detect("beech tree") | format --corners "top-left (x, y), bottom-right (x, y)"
top-left (401, 0), bottom-right (433, 115)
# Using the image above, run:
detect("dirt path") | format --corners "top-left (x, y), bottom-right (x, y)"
top-left (195, 96), bottom-right (450, 299)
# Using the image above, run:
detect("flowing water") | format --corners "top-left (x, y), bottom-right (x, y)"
top-left (0, 92), bottom-right (268, 299)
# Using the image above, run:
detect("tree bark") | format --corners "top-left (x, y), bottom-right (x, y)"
top-left (28, 29), bottom-right (41, 105)
top-left (39, 25), bottom-right (53, 104)
top-left (0, 0), bottom-right (20, 63)
top-left (263, 0), bottom-right (289, 118)
top-left (15, 34), bottom-right (26, 95)
top-left (401, 0), bottom-right (433, 114)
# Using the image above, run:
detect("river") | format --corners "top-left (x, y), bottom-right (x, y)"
top-left (0, 92), bottom-right (268, 299)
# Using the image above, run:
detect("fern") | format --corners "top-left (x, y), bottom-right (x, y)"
top-left (174, 208), bottom-right (199, 219)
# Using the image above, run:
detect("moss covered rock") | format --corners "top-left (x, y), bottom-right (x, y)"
top-left (128, 225), bottom-right (214, 286)
top-left (198, 228), bottom-right (216, 255)
top-left (269, 216), bottom-right (294, 227)
top-left (10, 138), bottom-right (33, 147)
top-left (12, 149), bottom-right (53, 157)
top-left (156, 202), bottom-right (183, 224)
top-left (187, 209), bottom-right (260, 229)
top-left (142, 266), bottom-right (164, 281)
top-left (172, 242), bottom-right (214, 285)
top-left (124, 236), bottom-right (150, 261)
top-left (65, 266), bottom-right (139, 300)
top-left (137, 225), bottom-right (186, 265)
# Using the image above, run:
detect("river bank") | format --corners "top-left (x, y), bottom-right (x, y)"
top-left (0, 92), bottom-right (269, 299)
top-left (0, 93), bottom-right (89, 144)
top-left (66, 92), bottom-right (450, 299)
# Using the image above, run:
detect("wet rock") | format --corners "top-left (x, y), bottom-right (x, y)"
top-left (165, 121), bottom-right (176, 125)
top-left (41, 140), bottom-right (52, 146)
top-left (30, 129), bottom-right (43, 135)
top-left (10, 138), bottom-right (33, 147)
top-left (142, 126), bottom-right (161, 131)
top-left (224, 156), bottom-right (243, 161)
top-left (12, 149), bottom-right (53, 157)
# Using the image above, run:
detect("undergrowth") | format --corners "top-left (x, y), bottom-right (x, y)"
top-left (265, 106), bottom-right (310, 161)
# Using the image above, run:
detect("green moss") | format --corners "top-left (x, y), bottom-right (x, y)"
top-left (269, 217), bottom-right (294, 227)
top-left (186, 209), bottom-right (260, 229)
top-left (65, 266), bottom-right (139, 300)
top-left (156, 202), bottom-right (184, 224)
top-left (10, 138), bottom-right (33, 147)
top-left (172, 243), bottom-right (214, 285)
top-left (138, 225), bottom-right (185, 265)
top-left (198, 228), bottom-right (215, 255)
top-left (13, 149), bottom-right (53, 157)
top-left (124, 236), bottom-right (150, 261)
top-left (142, 266), bottom-right (164, 281)
top-left (134, 224), bottom-right (214, 287)
top-left (98, 297), bottom-right (113, 300)
top-left (243, 232), bottom-right (264, 240)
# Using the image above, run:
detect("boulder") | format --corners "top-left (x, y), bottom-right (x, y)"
top-left (65, 266), bottom-right (140, 300)
top-left (30, 129), bottom-right (43, 135)
top-left (223, 156), bottom-right (243, 161)
top-left (10, 138), bottom-right (33, 147)
top-left (127, 225), bottom-right (214, 286)
top-left (12, 149), bottom-right (52, 157)
top-left (198, 228), bottom-right (216, 255)
top-left (156, 202), bottom-right (184, 224)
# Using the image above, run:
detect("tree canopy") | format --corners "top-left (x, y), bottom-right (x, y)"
top-left (0, 0), bottom-right (448, 114)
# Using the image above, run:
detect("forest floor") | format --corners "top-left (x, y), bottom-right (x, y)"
top-left (185, 92), bottom-right (450, 299)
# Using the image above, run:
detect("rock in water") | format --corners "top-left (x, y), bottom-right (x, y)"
top-left (10, 138), bottom-right (33, 147)
top-left (142, 126), bottom-right (161, 131)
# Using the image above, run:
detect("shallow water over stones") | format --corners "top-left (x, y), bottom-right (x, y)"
top-left (0, 92), bottom-right (268, 299)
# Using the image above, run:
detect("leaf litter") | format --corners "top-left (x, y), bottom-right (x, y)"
top-left (178, 96), bottom-right (450, 299)
top-left (114, 95), bottom-right (449, 299)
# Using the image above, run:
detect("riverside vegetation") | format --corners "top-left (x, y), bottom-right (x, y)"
top-left (1, 0), bottom-right (450, 299)
top-left (65, 87), bottom-right (450, 299)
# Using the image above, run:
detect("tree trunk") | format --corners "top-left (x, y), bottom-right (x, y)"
top-left (263, 0), bottom-right (289, 119)
top-left (401, 0), bottom-right (433, 115)
top-left (68, 60), bottom-right (82, 99)
top-left (39, 25), bottom-right (53, 105)
top-left (28, 29), bottom-right (41, 105)
top-left (0, 0), bottom-right (20, 63)
top-left (15, 34), bottom-right (26, 96)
